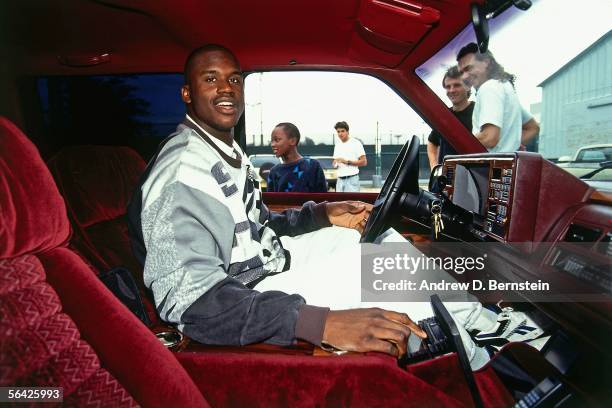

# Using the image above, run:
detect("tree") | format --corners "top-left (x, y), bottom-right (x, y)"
top-left (302, 136), bottom-right (315, 146)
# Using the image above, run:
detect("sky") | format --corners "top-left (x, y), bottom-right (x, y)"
top-left (244, 71), bottom-right (425, 146)
top-left (244, 0), bottom-right (612, 146)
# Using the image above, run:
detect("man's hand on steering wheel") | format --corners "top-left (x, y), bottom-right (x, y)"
top-left (326, 201), bottom-right (373, 234)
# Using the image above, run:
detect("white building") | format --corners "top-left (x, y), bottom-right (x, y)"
top-left (538, 30), bottom-right (612, 159)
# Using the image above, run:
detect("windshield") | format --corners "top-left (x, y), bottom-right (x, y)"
top-left (417, 0), bottom-right (612, 182)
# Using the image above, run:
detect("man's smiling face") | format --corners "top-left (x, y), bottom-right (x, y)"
top-left (458, 52), bottom-right (489, 90)
top-left (444, 76), bottom-right (470, 107)
top-left (182, 49), bottom-right (244, 138)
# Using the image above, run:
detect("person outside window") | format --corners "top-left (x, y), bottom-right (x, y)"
top-left (427, 65), bottom-right (475, 170)
top-left (267, 122), bottom-right (328, 193)
top-left (332, 121), bottom-right (367, 192)
top-left (457, 43), bottom-right (539, 152)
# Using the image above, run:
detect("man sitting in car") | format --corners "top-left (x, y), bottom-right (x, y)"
top-left (128, 44), bottom-right (525, 368)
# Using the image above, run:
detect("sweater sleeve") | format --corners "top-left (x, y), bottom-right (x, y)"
top-left (266, 200), bottom-right (331, 237)
top-left (313, 161), bottom-right (328, 192)
top-left (181, 276), bottom-right (329, 346)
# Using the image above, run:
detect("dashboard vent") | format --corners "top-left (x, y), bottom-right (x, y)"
top-left (563, 224), bottom-right (602, 243)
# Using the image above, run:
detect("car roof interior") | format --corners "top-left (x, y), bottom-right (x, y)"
top-left (1, 0), bottom-right (468, 74)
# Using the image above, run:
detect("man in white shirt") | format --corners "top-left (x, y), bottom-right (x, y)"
top-left (332, 121), bottom-right (367, 192)
top-left (457, 43), bottom-right (539, 153)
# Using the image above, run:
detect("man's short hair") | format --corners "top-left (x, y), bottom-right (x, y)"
top-left (442, 65), bottom-right (471, 97)
top-left (334, 121), bottom-right (349, 131)
top-left (275, 122), bottom-right (301, 144)
top-left (183, 44), bottom-right (238, 84)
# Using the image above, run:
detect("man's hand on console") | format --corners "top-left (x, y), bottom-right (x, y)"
top-left (322, 308), bottom-right (427, 357)
top-left (326, 201), bottom-right (373, 234)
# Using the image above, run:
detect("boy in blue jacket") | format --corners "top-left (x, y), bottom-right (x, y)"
top-left (268, 122), bottom-right (328, 193)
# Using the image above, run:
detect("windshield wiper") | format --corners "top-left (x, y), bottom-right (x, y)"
top-left (580, 160), bottom-right (612, 179)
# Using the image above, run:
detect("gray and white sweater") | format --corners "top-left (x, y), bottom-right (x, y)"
top-left (128, 117), bottom-right (330, 346)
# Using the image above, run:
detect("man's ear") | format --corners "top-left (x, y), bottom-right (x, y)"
top-left (181, 85), bottom-right (191, 103)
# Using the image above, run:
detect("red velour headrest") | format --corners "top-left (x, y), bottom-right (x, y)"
top-left (0, 117), bottom-right (70, 259)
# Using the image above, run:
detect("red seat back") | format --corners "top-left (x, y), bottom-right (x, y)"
top-left (47, 145), bottom-right (145, 274)
top-left (47, 145), bottom-right (158, 324)
top-left (0, 117), bottom-right (208, 407)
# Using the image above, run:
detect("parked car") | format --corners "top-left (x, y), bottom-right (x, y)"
top-left (557, 144), bottom-right (612, 178)
top-left (311, 156), bottom-right (337, 190)
top-left (558, 144), bottom-right (612, 163)
top-left (247, 154), bottom-right (281, 190)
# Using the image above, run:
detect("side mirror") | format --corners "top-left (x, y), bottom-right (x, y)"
top-left (428, 164), bottom-right (444, 192)
top-left (471, 1), bottom-right (533, 54)
top-left (471, 3), bottom-right (489, 53)
top-left (557, 155), bottom-right (572, 163)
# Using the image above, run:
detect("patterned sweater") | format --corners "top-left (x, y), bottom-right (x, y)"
top-left (127, 117), bottom-right (330, 346)
top-left (267, 158), bottom-right (328, 192)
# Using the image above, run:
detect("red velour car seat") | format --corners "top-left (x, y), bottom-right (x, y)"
top-left (0, 117), bottom-right (208, 407)
top-left (47, 145), bottom-right (159, 325)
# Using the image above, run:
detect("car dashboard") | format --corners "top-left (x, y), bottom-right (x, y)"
top-left (441, 152), bottom-right (598, 248)
top-left (440, 153), bottom-right (612, 361)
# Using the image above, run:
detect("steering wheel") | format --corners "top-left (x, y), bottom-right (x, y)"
top-left (360, 136), bottom-right (421, 243)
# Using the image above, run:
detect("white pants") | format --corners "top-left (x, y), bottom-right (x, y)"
top-left (256, 226), bottom-right (497, 368)
top-left (336, 174), bottom-right (360, 192)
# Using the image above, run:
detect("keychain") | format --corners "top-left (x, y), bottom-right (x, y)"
top-left (431, 200), bottom-right (445, 240)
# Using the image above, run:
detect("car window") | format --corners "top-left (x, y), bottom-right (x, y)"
top-left (244, 72), bottom-right (431, 192)
top-left (36, 74), bottom-right (185, 159)
top-left (416, 0), bottom-right (612, 182)
top-left (578, 149), bottom-right (606, 162)
top-left (576, 147), bottom-right (612, 162)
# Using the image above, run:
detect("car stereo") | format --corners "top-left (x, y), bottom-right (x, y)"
top-left (443, 156), bottom-right (516, 241)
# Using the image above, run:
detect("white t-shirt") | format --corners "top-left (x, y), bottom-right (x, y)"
top-left (333, 137), bottom-right (366, 177)
top-left (472, 79), bottom-right (533, 153)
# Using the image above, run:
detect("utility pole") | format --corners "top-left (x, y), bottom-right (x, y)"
top-left (375, 121), bottom-right (381, 176)
top-left (373, 121), bottom-right (382, 188)
top-left (259, 72), bottom-right (264, 145)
